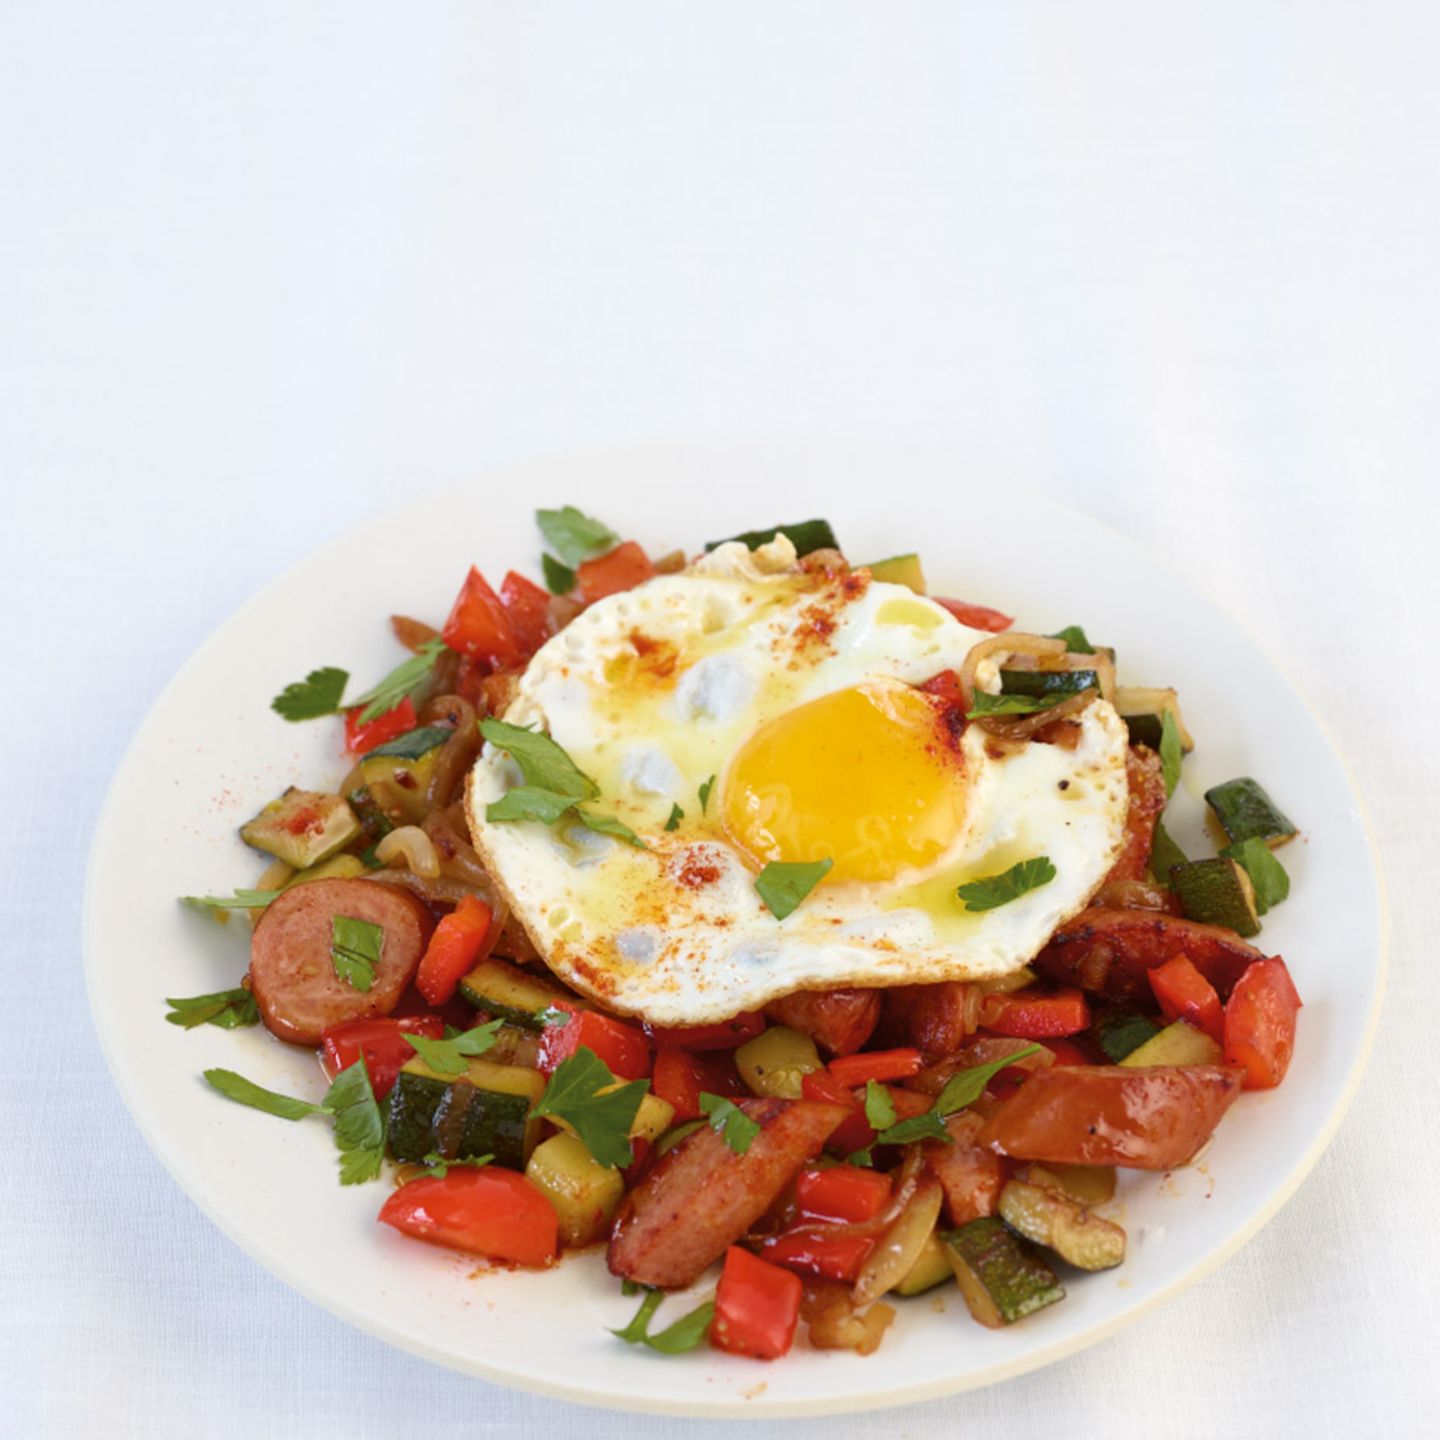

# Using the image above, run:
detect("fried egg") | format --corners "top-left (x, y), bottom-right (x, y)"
top-left (466, 538), bottom-right (1130, 1024)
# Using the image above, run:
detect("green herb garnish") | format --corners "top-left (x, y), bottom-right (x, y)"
top-left (863, 1080), bottom-right (897, 1130)
top-left (537, 505), bottom-right (619, 567)
top-left (271, 666), bottom-right (349, 721)
top-left (180, 889), bottom-right (281, 911)
top-left (350, 638), bottom-right (449, 725)
top-left (698, 774), bottom-right (716, 814)
top-left (755, 858), bottom-right (833, 920)
top-left (574, 809), bottom-right (646, 848)
top-left (871, 1044), bottom-right (1042, 1146)
top-left (1048, 625), bottom-right (1095, 654)
top-left (415, 1152), bottom-right (493, 1180)
top-left (698, 1093), bottom-right (760, 1155)
top-left (365, 725), bottom-right (453, 761)
top-left (664, 803), bottom-right (683, 832)
top-left (164, 988), bottom-right (260, 1030)
top-left (966, 692), bottom-right (1070, 719)
top-left (542, 553), bottom-right (577, 595)
top-left (1221, 837), bottom-right (1291, 914)
top-left (531, 1046), bottom-right (648, 1169)
top-left (956, 857), bottom-right (1056, 912)
top-left (610, 1289), bottom-right (716, 1354)
top-left (330, 915), bottom-right (384, 993)
top-left (404, 1020), bottom-right (505, 1077)
top-left (1158, 710), bottom-right (1184, 798)
top-left (1149, 819), bottom-right (1188, 882)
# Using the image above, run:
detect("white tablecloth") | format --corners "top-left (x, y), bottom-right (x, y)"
top-left (3, 3), bottom-right (1436, 1435)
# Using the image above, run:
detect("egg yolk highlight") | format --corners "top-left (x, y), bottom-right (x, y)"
top-left (721, 682), bottom-right (968, 884)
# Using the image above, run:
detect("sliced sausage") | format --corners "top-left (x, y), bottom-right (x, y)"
top-left (980, 1064), bottom-right (1245, 1170)
top-left (765, 988), bottom-right (880, 1057)
top-left (880, 981), bottom-right (976, 1056)
top-left (248, 878), bottom-right (434, 1045)
top-left (1033, 906), bottom-right (1265, 1004)
top-left (1101, 745), bottom-right (1168, 887)
top-left (923, 1110), bottom-right (1008, 1225)
top-left (607, 1098), bottom-right (846, 1289)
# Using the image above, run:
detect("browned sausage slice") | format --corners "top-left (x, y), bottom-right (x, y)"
top-left (765, 988), bottom-right (881, 1056)
top-left (607, 1098), bottom-right (846, 1289)
top-left (248, 878), bottom-right (434, 1045)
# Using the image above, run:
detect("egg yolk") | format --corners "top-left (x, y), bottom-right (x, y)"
top-left (721, 682), bottom-right (968, 884)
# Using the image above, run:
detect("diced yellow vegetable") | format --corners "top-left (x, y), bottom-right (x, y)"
top-left (736, 1025), bottom-right (823, 1098)
top-left (894, 1232), bottom-right (954, 1297)
top-left (1120, 1019), bottom-right (1223, 1068)
top-left (998, 1180), bottom-right (1125, 1272)
top-left (1025, 1163), bottom-right (1116, 1208)
top-left (525, 1133), bottom-right (625, 1247)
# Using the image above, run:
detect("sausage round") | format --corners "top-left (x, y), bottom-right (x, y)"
top-left (248, 878), bottom-right (434, 1045)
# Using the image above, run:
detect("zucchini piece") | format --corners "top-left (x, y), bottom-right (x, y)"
top-left (998, 1180), bottom-right (1125, 1272)
top-left (1169, 857), bottom-right (1261, 937)
top-left (284, 853), bottom-right (367, 887)
top-left (345, 784), bottom-right (396, 845)
top-left (865, 554), bottom-right (926, 593)
top-left (704, 518), bottom-right (840, 557)
top-left (735, 1025), bottom-right (823, 1098)
top-left (1090, 1008), bottom-right (1162, 1063)
top-left (239, 789), bottom-right (362, 869)
top-left (943, 1218), bottom-right (1065, 1327)
top-left (1115, 686), bottom-right (1195, 753)
top-left (357, 747), bottom-right (443, 827)
top-left (1000, 668), bottom-right (1098, 699)
top-left (1025, 1163), bottom-right (1116, 1208)
top-left (1221, 837), bottom-right (1291, 914)
top-left (457, 957), bottom-right (578, 1029)
top-left (1204, 777), bottom-right (1297, 849)
top-left (1120, 1018), bottom-right (1224, 1068)
top-left (387, 1057), bottom-right (544, 1169)
top-left (894, 1231), bottom-right (954, 1297)
top-left (525, 1132), bottom-right (625, 1247)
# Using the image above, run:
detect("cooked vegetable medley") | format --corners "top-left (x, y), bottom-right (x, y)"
top-left (174, 508), bottom-right (1303, 1362)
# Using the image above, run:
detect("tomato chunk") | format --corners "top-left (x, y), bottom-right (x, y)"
top-left (442, 566), bottom-right (522, 669)
top-left (761, 1230), bottom-right (873, 1284)
top-left (651, 1047), bottom-right (743, 1121)
top-left (415, 896), bottom-right (496, 1007)
top-left (538, 1007), bottom-right (652, 1081)
top-left (828, 1047), bottom-right (923, 1087)
top-left (577, 540), bottom-right (655, 604)
top-left (711, 1246), bottom-right (802, 1360)
top-left (1149, 954), bottom-right (1225, 1042)
top-left (795, 1165), bottom-right (892, 1224)
top-left (644, 1012), bottom-right (766, 1051)
top-left (344, 696), bottom-right (417, 755)
top-left (934, 597), bottom-right (1014, 632)
top-left (1223, 957), bottom-right (1302, 1090)
top-left (499, 570), bottom-right (553, 659)
top-left (978, 988), bottom-right (1090, 1038)
top-left (379, 1168), bottom-right (558, 1265)
top-left (320, 1015), bottom-right (444, 1100)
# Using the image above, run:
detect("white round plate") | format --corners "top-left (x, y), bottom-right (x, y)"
top-left (85, 438), bottom-right (1385, 1417)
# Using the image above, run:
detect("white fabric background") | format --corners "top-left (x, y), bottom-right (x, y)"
top-left (3, 2), bottom-right (1437, 1436)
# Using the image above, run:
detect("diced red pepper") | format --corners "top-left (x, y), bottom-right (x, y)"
top-left (978, 988), bottom-right (1090, 1038)
top-left (652, 1047), bottom-right (743, 1122)
top-left (761, 1230), bottom-right (874, 1284)
top-left (344, 696), bottom-right (417, 755)
top-left (378, 1167), bottom-right (558, 1266)
top-left (1223, 957), bottom-right (1302, 1090)
top-left (644, 1012), bottom-right (766, 1051)
top-left (442, 566), bottom-right (523, 669)
top-left (711, 1245), bottom-right (803, 1360)
top-left (576, 540), bottom-right (655, 604)
top-left (1149, 954), bottom-right (1225, 1042)
top-left (827, 1047), bottom-right (924, 1087)
top-left (415, 896), bottom-right (496, 1007)
top-left (795, 1165), bottom-right (892, 1224)
top-left (919, 669), bottom-right (965, 706)
top-left (320, 1015), bottom-right (445, 1100)
top-left (499, 570), bottom-right (553, 659)
top-left (800, 1071), bottom-right (875, 1155)
top-left (538, 1007), bottom-right (652, 1081)
top-left (1037, 1036), bottom-right (1092, 1067)
top-left (934, 597), bottom-right (1014, 632)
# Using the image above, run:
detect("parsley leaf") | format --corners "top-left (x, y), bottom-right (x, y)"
top-left (1158, 711), bottom-right (1184, 798)
top-left (664, 803), bottom-right (683, 832)
top-left (404, 1020), bottom-right (504, 1077)
top-left (755, 858), bottom-right (833, 920)
top-left (575, 808), bottom-right (646, 848)
top-left (331, 915), bottom-right (384, 993)
top-left (180, 889), bottom-right (281, 911)
top-left (956, 856), bottom-right (1056, 912)
top-left (486, 786), bottom-right (584, 825)
top-left (847, 1147), bottom-right (875, 1168)
top-left (164, 988), bottom-right (260, 1030)
top-left (610, 1288), bottom-right (664, 1343)
top-left (479, 718), bottom-right (598, 800)
top-left (541, 553), bottom-right (577, 595)
top-left (610, 1290), bottom-right (715, 1354)
top-left (966, 691), bottom-right (1070, 719)
top-left (1048, 625), bottom-right (1095, 654)
top-left (271, 666), bottom-right (349, 721)
top-left (870, 1044), bottom-right (1043, 1147)
top-left (874, 1110), bottom-right (950, 1145)
top-left (863, 1080), bottom-right (897, 1130)
top-left (366, 725), bottom-right (453, 761)
top-left (531, 1046), bottom-right (649, 1169)
top-left (698, 1093), bottom-right (761, 1155)
top-left (697, 775), bottom-right (716, 814)
top-left (1222, 837), bottom-right (1291, 914)
top-left (537, 505), bottom-right (619, 567)
top-left (1149, 819), bottom-right (1188, 882)
top-left (416, 1151), bottom-right (493, 1180)
top-left (323, 1060), bottom-right (388, 1185)
top-left (203, 1068), bottom-right (324, 1121)
top-left (350, 638), bottom-right (449, 725)
top-left (533, 1005), bottom-right (573, 1027)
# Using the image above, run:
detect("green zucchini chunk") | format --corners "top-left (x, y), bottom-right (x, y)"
top-left (1204, 777), bottom-right (1297, 848)
top-left (239, 789), bottom-right (361, 869)
top-left (1169, 857), bottom-right (1261, 937)
top-left (864, 554), bottom-right (926, 593)
top-left (387, 1057), bottom-right (544, 1169)
top-left (1120, 1019), bottom-right (1223, 1068)
top-left (345, 784), bottom-right (395, 845)
top-left (457, 957), bottom-right (578, 1030)
top-left (704, 518), bottom-right (839, 557)
top-left (1090, 1009), bottom-right (1162, 1063)
top-left (1000, 668), bottom-right (1098, 699)
top-left (356, 745), bottom-right (445, 826)
top-left (943, 1218), bottom-right (1065, 1327)
top-left (998, 1180), bottom-right (1125, 1272)
top-left (1115, 686), bottom-right (1195, 753)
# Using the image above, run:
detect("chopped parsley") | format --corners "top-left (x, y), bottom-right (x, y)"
top-left (698, 1093), bottom-right (760, 1155)
top-left (164, 988), bottom-right (260, 1030)
top-left (536, 505), bottom-right (619, 567)
top-left (966, 691), bottom-right (1070, 719)
top-left (531, 1046), bottom-right (649, 1169)
top-left (956, 857), bottom-right (1056, 912)
top-left (403, 1020), bottom-right (504, 1077)
top-left (610, 1288), bottom-right (715, 1354)
top-left (330, 915), bottom-right (384, 993)
top-left (754, 858), bottom-right (833, 920)
top-left (270, 666), bottom-right (349, 721)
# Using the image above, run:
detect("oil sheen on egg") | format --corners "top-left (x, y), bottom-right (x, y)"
top-left (466, 537), bottom-right (1130, 1024)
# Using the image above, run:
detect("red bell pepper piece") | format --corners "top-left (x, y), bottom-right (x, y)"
top-left (934, 597), bottom-right (1014, 632)
top-left (711, 1245), bottom-right (803, 1360)
top-left (576, 540), bottom-right (655, 604)
top-left (1149, 953), bottom-right (1225, 1042)
top-left (415, 896), bottom-right (496, 1007)
top-left (644, 1012), bottom-right (766, 1051)
top-left (1223, 957), bottom-right (1302, 1090)
top-left (799, 1071), bottom-right (875, 1154)
top-left (978, 988), bottom-right (1090, 1038)
top-left (795, 1165), bottom-right (892, 1224)
top-left (919, 669), bottom-right (965, 706)
top-left (499, 570), bottom-right (553, 659)
top-left (538, 1006), bottom-right (652, 1081)
top-left (827, 1047), bottom-right (924, 1087)
top-left (442, 566), bottom-right (522, 669)
top-left (320, 1015), bottom-right (445, 1100)
top-left (761, 1230), bottom-right (874, 1284)
top-left (343, 695), bottom-right (417, 755)
top-left (652, 1047), bottom-right (743, 1121)
top-left (1038, 1036), bottom-right (1092, 1067)
top-left (378, 1167), bottom-right (558, 1266)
